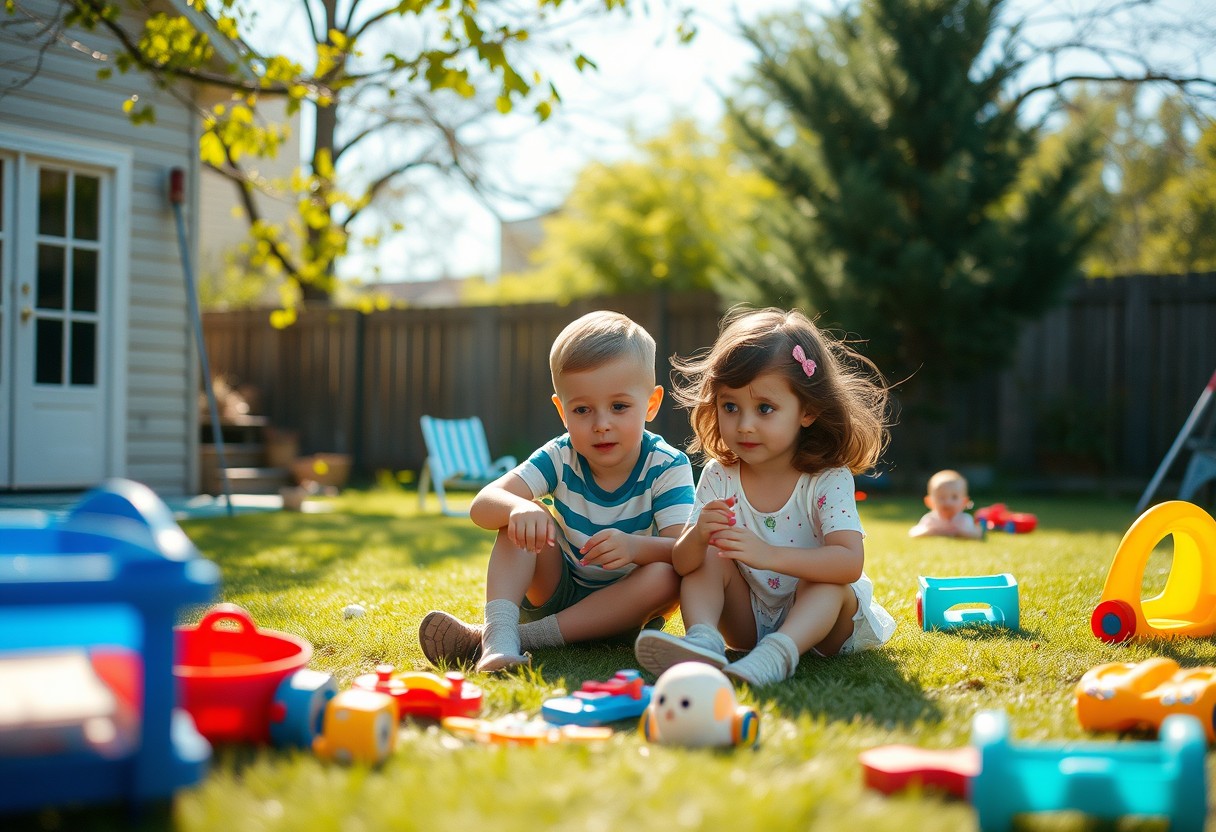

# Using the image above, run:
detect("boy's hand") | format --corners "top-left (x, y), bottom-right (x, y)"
top-left (710, 524), bottom-right (779, 570)
top-left (579, 529), bottom-right (637, 571)
top-left (507, 500), bottom-right (556, 553)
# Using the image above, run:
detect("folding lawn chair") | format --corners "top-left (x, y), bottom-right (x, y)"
top-left (418, 415), bottom-right (517, 516)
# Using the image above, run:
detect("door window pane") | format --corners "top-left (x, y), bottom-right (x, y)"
top-left (72, 249), bottom-right (98, 312)
top-left (74, 175), bottom-right (100, 241)
top-left (35, 319), bottom-right (64, 384)
top-left (70, 321), bottom-right (97, 386)
top-left (38, 169), bottom-right (68, 237)
top-left (36, 244), bottom-right (65, 310)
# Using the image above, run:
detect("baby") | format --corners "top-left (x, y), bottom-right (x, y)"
top-left (908, 469), bottom-right (983, 539)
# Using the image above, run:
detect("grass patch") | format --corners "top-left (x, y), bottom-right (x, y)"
top-left (14, 490), bottom-right (1216, 832)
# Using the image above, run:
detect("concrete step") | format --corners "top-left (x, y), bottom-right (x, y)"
top-left (201, 466), bottom-right (290, 496)
top-left (200, 443), bottom-right (265, 469)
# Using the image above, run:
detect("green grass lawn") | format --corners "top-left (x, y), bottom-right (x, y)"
top-left (17, 489), bottom-right (1216, 831)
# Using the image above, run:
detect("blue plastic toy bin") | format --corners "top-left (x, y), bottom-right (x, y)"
top-left (0, 480), bottom-right (219, 814)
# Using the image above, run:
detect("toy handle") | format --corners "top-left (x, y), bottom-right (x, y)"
top-left (198, 603), bottom-right (257, 634)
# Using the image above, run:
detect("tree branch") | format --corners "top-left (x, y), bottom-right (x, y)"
top-left (205, 155), bottom-right (305, 281)
top-left (1011, 72), bottom-right (1216, 111)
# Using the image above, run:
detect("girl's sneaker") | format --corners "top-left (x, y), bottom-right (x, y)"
top-left (634, 623), bottom-right (728, 676)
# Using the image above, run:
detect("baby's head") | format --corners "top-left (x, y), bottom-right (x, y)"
top-left (672, 306), bottom-right (888, 474)
top-left (925, 469), bottom-right (971, 520)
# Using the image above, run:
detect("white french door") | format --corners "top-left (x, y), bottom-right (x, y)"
top-left (0, 134), bottom-right (127, 489)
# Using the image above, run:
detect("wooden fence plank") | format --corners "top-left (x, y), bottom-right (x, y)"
top-left (202, 276), bottom-right (1216, 487)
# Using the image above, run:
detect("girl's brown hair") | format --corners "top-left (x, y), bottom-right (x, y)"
top-left (671, 306), bottom-right (889, 475)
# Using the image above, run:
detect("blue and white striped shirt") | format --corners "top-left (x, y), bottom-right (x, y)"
top-left (513, 430), bottom-right (695, 589)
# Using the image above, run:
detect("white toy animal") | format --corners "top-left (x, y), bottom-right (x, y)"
top-left (640, 662), bottom-right (759, 748)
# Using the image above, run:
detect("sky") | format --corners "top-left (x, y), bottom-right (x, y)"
top-left (338, 0), bottom-right (803, 283)
top-left (243, 0), bottom-right (1215, 285)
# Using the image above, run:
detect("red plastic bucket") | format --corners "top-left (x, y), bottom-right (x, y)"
top-left (174, 604), bottom-right (312, 744)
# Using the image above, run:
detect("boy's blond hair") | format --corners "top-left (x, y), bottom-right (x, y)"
top-left (927, 469), bottom-right (968, 494)
top-left (549, 311), bottom-right (656, 388)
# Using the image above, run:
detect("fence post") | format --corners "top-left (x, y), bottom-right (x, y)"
top-left (1123, 277), bottom-right (1152, 475)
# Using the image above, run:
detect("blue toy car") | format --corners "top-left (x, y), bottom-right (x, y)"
top-left (542, 670), bottom-right (652, 726)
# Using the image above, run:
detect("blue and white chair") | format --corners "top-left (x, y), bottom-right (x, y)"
top-left (418, 415), bottom-right (517, 516)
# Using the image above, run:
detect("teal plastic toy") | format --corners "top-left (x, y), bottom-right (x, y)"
top-left (0, 479), bottom-right (220, 814)
top-left (862, 710), bottom-right (1207, 832)
top-left (917, 574), bottom-right (1019, 631)
top-left (973, 710), bottom-right (1206, 832)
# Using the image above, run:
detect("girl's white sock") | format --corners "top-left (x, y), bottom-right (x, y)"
top-left (723, 632), bottom-right (801, 687)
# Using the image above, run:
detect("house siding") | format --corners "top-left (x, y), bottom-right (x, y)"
top-left (0, 2), bottom-right (200, 494)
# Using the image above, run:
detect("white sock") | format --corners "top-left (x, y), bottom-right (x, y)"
top-left (724, 632), bottom-right (801, 687)
top-left (481, 598), bottom-right (523, 658)
top-left (684, 623), bottom-right (727, 657)
top-left (519, 614), bottom-right (565, 650)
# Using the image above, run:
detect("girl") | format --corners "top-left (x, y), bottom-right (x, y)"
top-left (635, 307), bottom-right (896, 687)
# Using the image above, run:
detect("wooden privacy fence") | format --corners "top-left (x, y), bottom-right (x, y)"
top-left (202, 291), bottom-right (723, 480)
top-left (202, 274), bottom-right (1216, 488)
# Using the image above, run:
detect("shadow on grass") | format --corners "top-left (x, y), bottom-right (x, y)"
top-left (181, 509), bottom-right (493, 595)
top-left (932, 624), bottom-right (1046, 642)
top-left (2, 799), bottom-right (174, 832)
top-left (752, 649), bottom-right (942, 728)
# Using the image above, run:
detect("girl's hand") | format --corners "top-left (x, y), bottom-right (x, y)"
top-left (695, 496), bottom-right (736, 544)
top-left (710, 525), bottom-right (779, 570)
top-left (507, 501), bottom-right (555, 553)
top-left (579, 529), bottom-right (637, 571)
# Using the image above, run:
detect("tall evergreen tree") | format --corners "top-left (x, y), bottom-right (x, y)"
top-left (728, 0), bottom-right (1101, 390)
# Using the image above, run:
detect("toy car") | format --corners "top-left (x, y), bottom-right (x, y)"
top-left (351, 665), bottom-right (482, 720)
top-left (974, 504), bottom-right (1037, 534)
top-left (1075, 658), bottom-right (1216, 742)
top-left (541, 669), bottom-right (652, 726)
top-left (640, 663), bottom-right (759, 749)
top-left (441, 714), bottom-right (612, 746)
top-left (312, 688), bottom-right (398, 765)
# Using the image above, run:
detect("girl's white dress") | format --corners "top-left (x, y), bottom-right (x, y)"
top-left (692, 460), bottom-right (896, 653)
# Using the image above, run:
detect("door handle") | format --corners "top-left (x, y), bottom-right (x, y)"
top-left (20, 307), bottom-right (32, 323)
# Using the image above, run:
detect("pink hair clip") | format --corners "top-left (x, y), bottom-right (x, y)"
top-left (792, 345), bottom-right (816, 378)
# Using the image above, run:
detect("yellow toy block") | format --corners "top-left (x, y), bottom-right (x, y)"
top-left (312, 688), bottom-right (398, 765)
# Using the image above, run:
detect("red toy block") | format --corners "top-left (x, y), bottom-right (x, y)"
top-left (858, 744), bottom-right (980, 798)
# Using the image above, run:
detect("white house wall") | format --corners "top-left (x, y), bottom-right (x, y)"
top-left (0, 3), bottom-right (200, 494)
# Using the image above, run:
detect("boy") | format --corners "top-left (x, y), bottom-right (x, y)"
top-left (419, 311), bottom-right (696, 672)
top-left (908, 469), bottom-right (983, 539)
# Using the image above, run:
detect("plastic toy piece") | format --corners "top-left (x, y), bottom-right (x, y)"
top-left (0, 479), bottom-right (219, 813)
top-left (973, 504), bottom-right (1037, 534)
top-left (269, 668), bottom-right (339, 748)
top-left (312, 688), bottom-right (399, 765)
top-left (441, 715), bottom-right (613, 746)
top-left (351, 665), bottom-right (483, 721)
top-left (541, 669), bottom-right (653, 726)
top-left (860, 711), bottom-right (1207, 832)
top-left (0, 649), bottom-right (139, 759)
top-left (916, 574), bottom-right (1020, 631)
top-left (1091, 501), bottom-right (1216, 644)
top-left (639, 663), bottom-right (759, 749)
top-left (858, 745), bottom-right (979, 798)
top-left (1074, 658), bottom-right (1216, 742)
top-left (174, 604), bottom-right (313, 744)
top-left (972, 710), bottom-right (1206, 832)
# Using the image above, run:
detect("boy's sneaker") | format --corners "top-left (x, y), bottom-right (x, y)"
top-left (419, 610), bottom-right (482, 667)
top-left (635, 624), bottom-right (728, 676)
